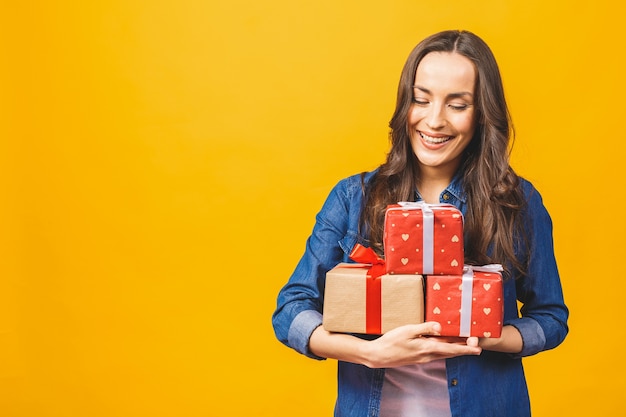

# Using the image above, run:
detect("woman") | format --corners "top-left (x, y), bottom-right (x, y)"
top-left (272, 30), bottom-right (568, 417)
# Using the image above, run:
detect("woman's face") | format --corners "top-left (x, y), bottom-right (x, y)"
top-left (408, 52), bottom-right (477, 175)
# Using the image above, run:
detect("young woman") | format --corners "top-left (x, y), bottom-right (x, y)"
top-left (272, 30), bottom-right (568, 417)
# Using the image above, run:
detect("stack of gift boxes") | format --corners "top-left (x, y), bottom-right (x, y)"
top-left (323, 202), bottom-right (504, 338)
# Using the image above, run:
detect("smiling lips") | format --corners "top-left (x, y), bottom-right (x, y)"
top-left (419, 131), bottom-right (453, 145)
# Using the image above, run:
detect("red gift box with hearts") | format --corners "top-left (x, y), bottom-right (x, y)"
top-left (383, 202), bottom-right (464, 275)
top-left (424, 265), bottom-right (504, 338)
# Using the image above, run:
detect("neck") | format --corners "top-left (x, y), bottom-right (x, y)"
top-left (416, 163), bottom-right (458, 204)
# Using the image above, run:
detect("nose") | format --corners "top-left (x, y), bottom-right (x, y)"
top-left (425, 104), bottom-right (446, 129)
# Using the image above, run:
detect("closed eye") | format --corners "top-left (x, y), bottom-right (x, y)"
top-left (447, 103), bottom-right (472, 111)
top-left (412, 98), bottom-right (429, 106)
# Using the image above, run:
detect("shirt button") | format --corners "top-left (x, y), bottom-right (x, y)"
top-left (451, 378), bottom-right (458, 386)
top-left (442, 193), bottom-right (450, 201)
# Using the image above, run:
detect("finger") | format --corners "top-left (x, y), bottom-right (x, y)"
top-left (466, 337), bottom-right (479, 347)
top-left (407, 321), bottom-right (442, 336)
top-left (426, 336), bottom-right (468, 344)
top-left (431, 344), bottom-right (482, 358)
top-left (424, 337), bottom-right (482, 356)
top-left (386, 322), bottom-right (442, 339)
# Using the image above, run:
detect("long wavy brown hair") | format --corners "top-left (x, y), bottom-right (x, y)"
top-left (359, 30), bottom-right (527, 277)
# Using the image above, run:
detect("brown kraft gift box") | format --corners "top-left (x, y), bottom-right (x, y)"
top-left (323, 263), bottom-right (424, 335)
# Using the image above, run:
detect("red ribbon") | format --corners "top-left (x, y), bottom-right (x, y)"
top-left (349, 244), bottom-right (386, 334)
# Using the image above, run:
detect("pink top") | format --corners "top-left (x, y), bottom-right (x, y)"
top-left (380, 360), bottom-right (451, 417)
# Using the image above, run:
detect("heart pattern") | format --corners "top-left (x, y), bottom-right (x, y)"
top-left (383, 204), bottom-right (464, 275)
top-left (401, 258), bottom-right (409, 265)
top-left (424, 272), bottom-right (503, 339)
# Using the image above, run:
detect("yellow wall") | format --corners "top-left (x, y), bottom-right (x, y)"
top-left (1, 1), bottom-right (624, 415)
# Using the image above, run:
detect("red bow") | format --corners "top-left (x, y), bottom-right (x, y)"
top-left (349, 243), bottom-right (386, 278)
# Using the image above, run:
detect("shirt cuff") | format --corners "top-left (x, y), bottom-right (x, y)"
top-left (507, 317), bottom-right (546, 358)
top-left (287, 310), bottom-right (325, 360)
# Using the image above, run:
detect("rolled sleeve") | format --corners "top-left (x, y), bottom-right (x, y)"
top-left (287, 310), bottom-right (325, 360)
top-left (507, 317), bottom-right (546, 358)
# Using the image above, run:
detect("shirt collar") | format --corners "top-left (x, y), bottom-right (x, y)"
top-left (445, 171), bottom-right (466, 203)
top-left (414, 171), bottom-right (467, 203)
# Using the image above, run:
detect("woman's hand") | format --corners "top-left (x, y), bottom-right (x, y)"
top-left (309, 322), bottom-right (482, 369)
top-left (361, 322), bottom-right (482, 368)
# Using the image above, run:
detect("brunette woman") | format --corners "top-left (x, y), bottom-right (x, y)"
top-left (272, 30), bottom-right (568, 417)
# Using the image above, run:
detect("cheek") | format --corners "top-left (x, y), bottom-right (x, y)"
top-left (407, 106), bottom-right (422, 126)
top-left (453, 114), bottom-right (476, 136)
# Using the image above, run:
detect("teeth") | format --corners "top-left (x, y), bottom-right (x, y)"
top-left (420, 132), bottom-right (452, 144)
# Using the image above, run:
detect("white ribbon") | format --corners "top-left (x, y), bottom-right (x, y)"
top-left (464, 264), bottom-right (504, 274)
top-left (459, 264), bottom-right (503, 337)
top-left (459, 268), bottom-right (474, 337)
top-left (396, 201), bottom-right (458, 210)
top-left (422, 205), bottom-right (434, 274)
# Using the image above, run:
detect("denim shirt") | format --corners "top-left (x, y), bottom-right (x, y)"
top-left (272, 170), bottom-right (569, 417)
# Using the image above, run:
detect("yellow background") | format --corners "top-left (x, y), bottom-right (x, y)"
top-left (1, 1), bottom-right (624, 416)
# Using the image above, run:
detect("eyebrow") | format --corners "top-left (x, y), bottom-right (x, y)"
top-left (413, 85), bottom-right (473, 99)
